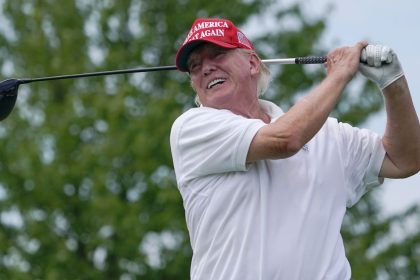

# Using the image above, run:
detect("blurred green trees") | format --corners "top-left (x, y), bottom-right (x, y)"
top-left (0, 0), bottom-right (418, 279)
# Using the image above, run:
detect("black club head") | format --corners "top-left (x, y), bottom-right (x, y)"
top-left (0, 79), bottom-right (20, 121)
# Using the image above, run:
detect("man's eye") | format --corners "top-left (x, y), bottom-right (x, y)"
top-left (189, 62), bottom-right (200, 72)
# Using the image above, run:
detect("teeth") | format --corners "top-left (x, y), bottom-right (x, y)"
top-left (207, 79), bottom-right (225, 89)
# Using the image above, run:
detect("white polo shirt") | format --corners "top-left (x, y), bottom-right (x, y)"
top-left (170, 100), bottom-right (385, 280)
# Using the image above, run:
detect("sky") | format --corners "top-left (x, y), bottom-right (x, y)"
top-left (302, 0), bottom-right (420, 215)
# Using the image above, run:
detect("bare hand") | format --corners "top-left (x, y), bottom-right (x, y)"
top-left (325, 41), bottom-right (368, 81)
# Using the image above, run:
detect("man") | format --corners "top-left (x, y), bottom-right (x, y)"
top-left (170, 18), bottom-right (420, 280)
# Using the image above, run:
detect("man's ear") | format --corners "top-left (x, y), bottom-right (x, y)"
top-left (249, 52), bottom-right (261, 76)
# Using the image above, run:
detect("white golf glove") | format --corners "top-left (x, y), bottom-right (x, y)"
top-left (359, 45), bottom-right (404, 90)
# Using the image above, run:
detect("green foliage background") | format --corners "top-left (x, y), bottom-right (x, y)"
top-left (0, 0), bottom-right (419, 279)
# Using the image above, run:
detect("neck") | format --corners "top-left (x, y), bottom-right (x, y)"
top-left (229, 97), bottom-right (271, 123)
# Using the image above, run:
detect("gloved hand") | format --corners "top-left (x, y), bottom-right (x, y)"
top-left (359, 45), bottom-right (404, 90)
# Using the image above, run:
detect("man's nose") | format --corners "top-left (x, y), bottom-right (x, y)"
top-left (202, 58), bottom-right (216, 76)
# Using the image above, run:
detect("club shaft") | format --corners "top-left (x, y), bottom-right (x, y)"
top-left (17, 56), bottom-right (327, 85)
top-left (262, 58), bottom-right (296, 64)
top-left (18, 65), bottom-right (178, 84)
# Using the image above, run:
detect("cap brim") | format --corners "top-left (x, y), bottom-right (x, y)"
top-left (176, 39), bottom-right (237, 72)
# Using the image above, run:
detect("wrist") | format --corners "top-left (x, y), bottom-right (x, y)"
top-left (326, 71), bottom-right (352, 90)
top-left (382, 76), bottom-right (407, 97)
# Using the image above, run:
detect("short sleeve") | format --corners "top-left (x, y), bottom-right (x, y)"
top-left (170, 108), bottom-right (265, 186)
top-left (336, 122), bottom-right (386, 207)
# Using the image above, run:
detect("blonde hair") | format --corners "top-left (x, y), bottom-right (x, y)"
top-left (192, 49), bottom-right (272, 106)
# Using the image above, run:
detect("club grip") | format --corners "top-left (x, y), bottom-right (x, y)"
top-left (295, 56), bottom-right (327, 64)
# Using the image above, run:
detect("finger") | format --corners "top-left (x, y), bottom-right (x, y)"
top-left (357, 41), bottom-right (369, 64)
top-left (327, 54), bottom-right (338, 66)
top-left (327, 47), bottom-right (344, 61)
top-left (355, 40), bottom-right (369, 51)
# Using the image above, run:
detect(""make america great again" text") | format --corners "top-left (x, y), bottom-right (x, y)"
top-left (184, 21), bottom-right (229, 44)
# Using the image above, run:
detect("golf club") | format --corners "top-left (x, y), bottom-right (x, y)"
top-left (0, 56), bottom-right (327, 121)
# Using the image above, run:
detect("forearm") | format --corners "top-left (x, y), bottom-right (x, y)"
top-left (381, 76), bottom-right (420, 177)
top-left (248, 73), bottom-right (349, 161)
top-left (276, 73), bottom-right (348, 149)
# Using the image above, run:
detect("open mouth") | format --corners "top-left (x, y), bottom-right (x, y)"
top-left (207, 78), bottom-right (226, 89)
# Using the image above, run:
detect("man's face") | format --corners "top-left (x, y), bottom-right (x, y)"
top-left (187, 43), bottom-right (259, 110)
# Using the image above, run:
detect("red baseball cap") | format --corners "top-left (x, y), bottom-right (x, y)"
top-left (176, 18), bottom-right (254, 72)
